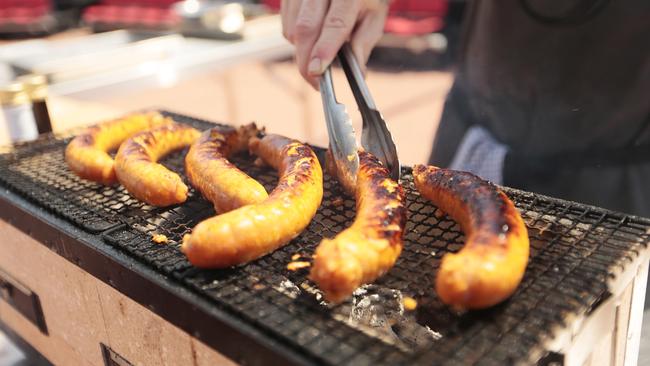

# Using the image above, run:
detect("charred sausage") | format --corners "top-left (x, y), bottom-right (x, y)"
top-left (182, 134), bottom-right (323, 268)
top-left (310, 151), bottom-right (406, 303)
top-left (185, 124), bottom-right (268, 213)
top-left (412, 165), bottom-right (529, 310)
top-left (114, 124), bottom-right (201, 206)
top-left (65, 112), bottom-right (173, 184)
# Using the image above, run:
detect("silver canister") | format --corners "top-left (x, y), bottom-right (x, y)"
top-left (18, 74), bottom-right (53, 134)
top-left (0, 82), bottom-right (39, 144)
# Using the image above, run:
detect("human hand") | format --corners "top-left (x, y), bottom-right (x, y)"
top-left (281, 0), bottom-right (390, 89)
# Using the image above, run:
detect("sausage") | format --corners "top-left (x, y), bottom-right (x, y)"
top-left (185, 124), bottom-right (268, 213)
top-left (114, 124), bottom-right (201, 206)
top-left (310, 151), bottom-right (406, 303)
top-left (65, 112), bottom-right (173, 184)
top-left (412, 165), bottom-right (529, 310)
top-left (181, 134), bottom-right (323, 268)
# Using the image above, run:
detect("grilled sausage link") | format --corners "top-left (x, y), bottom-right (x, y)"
top-left (310, 151), bottom-right (406, 303)
top-left (185, 124), bottom-right (268, 213)
top-left (182, 134), bottom-right (323, 268)
top-left (65, 112), bottom-right (173, 184)
top-left (412, 165), bottom-right (529, 310)
top-left (115, 124), bottom-right (201, 206)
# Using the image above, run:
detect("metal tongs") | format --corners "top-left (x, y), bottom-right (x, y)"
top-left (319, 43), bottom-right (401, 191)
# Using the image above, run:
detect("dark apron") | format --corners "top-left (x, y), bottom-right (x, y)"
top-left (429, 0), bottom-right (650, 217)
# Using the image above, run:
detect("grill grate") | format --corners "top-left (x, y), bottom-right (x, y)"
top-left (1, 111), bottom-right (648, 365)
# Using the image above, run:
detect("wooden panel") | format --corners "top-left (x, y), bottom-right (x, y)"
top-left (564, 296), bottom-right (617, 366)
top-left (0, 301), bottom-right (93, 365)
top-left (96, 278), bottom-right (195, 366)
top-left (190, 337), bottom-right (239, 366)
top-left (0, 220), bottom-right (107, 366)
top-left (613, 282), bottom-right (635, 366)
top-left (624, 262), bottom-right (649, 366)
top-left (585, 331), bottom-right (614, 366)
top-left (96, 277), bottom-right (237, 366)
top-left (0, 218), bottom-right (238, 366)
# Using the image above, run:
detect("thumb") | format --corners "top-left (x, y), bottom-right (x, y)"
top-left (307, 0), bottom-right (361, 76)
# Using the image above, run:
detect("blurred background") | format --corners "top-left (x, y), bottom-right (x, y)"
top-left (0, 0), bottom-right (468, 166)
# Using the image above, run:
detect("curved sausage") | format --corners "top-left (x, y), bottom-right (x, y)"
top-left (412, 165), bottom-right (530, 310)
top-left (185, 124), bottom-right (268, 213)
top-left (310, 151), bottom-right (406, 303)
top-left (65, 112), bottom-right (173, 184)
top-left (182, 134), bottom-right (323, 268)
top-left (114, 124), bottom-right (201, 206)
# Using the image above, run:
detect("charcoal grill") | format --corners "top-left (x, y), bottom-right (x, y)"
top-left (0, 111), bottom-right (649, 366)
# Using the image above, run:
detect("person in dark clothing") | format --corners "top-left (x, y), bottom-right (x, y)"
top-left (281, 0), bottom-right (650, 217)
top-left (429, 0), bottom-right (650, 217)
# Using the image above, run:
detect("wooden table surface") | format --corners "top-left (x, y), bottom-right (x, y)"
top-left (28, 60), bottom-right (453, 166)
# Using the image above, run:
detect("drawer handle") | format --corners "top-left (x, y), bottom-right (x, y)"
top-left (101, 343), bottom-right (134, 366)
top-left (0, 268), bottom-right (48, 335)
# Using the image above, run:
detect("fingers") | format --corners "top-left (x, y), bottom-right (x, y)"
top-left (280, 0), bottom-right (289, 40)
top-left (350, 6), bottom-right (388, 75)
top-left (293, 0), bottom-right (330, 89)
top-left (280, 0), bottom-right (302, 43)
top-left (308, 0), bottom-right (362, 77)
top-left (283, 0), bottom-right (387, 89)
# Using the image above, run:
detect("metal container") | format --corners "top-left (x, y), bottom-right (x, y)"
top-left (0, 82), bottom-right (38, 144)
top-left (18, 74), bottom-right (53, 134)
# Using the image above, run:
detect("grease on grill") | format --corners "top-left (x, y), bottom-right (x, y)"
top-left (403, 297), bottom-right (418, 311)
top-left (287, 261), bottom-right (311, 271)
top-left (152, 234), bottom-right (168, 244)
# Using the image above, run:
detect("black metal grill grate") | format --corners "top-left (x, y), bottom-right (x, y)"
top-left (1, 111), bottom-right (648, 365)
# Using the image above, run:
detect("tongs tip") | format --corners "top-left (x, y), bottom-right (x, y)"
top-left (319, 67), bottom-right (359, 191)
top-left (338, 43), bottom-right (401, 182)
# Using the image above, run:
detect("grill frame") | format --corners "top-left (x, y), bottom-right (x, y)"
top-left (0, 188), bottom-right (312, 366)
top-left (0, 111), bottom-right (648, 366)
